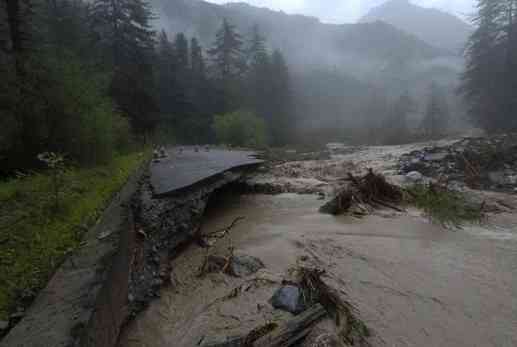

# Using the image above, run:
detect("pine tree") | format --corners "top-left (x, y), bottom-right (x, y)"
top-left (245, 24), bottom-right (271, 122)
top-left (174, 33), bottom-right (189, 71)
top-left (90, 0), bottom-right (158, 137)
top-left (461, 0), bottom-right (517, 132)
top-left (246, 24), bottom-right (267, 67)
top-left (190, 37), bottom-right (205, 79)
top-left (208, 19), bottom-right (245, 80)
top-left (269, 50), bottom-right (292, 146)
top-left (156, 30), bottom-right (177, 117)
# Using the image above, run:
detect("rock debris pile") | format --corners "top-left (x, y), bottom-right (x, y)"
top-left (399, 134), bottom-right (517, 191)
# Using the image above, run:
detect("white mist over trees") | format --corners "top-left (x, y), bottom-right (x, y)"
top-left (151, 0), bottom-right (472, 145)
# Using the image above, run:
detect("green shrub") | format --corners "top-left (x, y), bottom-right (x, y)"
top-left (0, 51), bottom-right (133, 171)
top-left (44, 53), bottom-right (132, 164)
top-left (0, 152), bottom-right (146, 320)
top-left (406, 184), bottom-right (484, 227)
top-left (213, 110), bottom-right (268, 148)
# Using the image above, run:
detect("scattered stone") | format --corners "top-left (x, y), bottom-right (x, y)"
top-left (229, 255), bottom-right (265, 278)
top-left (271, 285), bottom-right (306, 315)
top-left (423, 152), bottom-right (448, 162)
top-left (399, 134), bottom-right (517, 191)
top-left (488, 171), bottom-right (509, 186)
top-left (406, 171), bottom-right (424, 183)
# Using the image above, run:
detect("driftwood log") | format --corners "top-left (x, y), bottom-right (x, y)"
top-left (201, 304), bottom-right (326, 347)
top-left (253, 304), bottom-right (326, 347)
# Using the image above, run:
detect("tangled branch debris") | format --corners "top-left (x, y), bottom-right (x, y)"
top-left (320, 169), bottom-right (403, 215)
top-left (297, 267), bottom-right (372, 347)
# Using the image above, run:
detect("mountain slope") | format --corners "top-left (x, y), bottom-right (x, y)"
top-left (359, 0), bottom-right (472, 54)
top-left (153, 0), bottom-right (448, 76)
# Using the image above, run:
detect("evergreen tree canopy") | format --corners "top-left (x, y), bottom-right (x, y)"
top-left (461, 0), bottom-right (517, 132)
top-left (208, 19), bottom-right (245, 80)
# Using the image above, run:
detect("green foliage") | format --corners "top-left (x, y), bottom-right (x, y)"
top-left (0, 152), bottom-right (146, 320)
top-left (43, 53), bottom-right (131, 164)
top-left (461, 0), bottom-right (517, 132)
top-left (406, 184), bottom-right (484, 227)
top-left (213, 110), bottom-right (268, 148)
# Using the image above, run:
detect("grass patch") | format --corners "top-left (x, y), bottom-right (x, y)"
top-left (0, 152), bottom-right (147, 321)
top-left (405, 184), bottom-right (484, 227)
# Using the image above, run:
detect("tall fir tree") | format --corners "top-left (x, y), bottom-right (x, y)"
top-left (461, 0), bottom-right (517, 131)
top-left (268, 50), bottom-right (292, 146)
top-left (208, 19), bottom-right (245, 112)
top-left (90, 0), bottom-right (158, 138)
top-left (174, 33), bottom-right (189, 71)
top-left (245, 24), bottom-right (271, 123)
top-left (208, 19), bottom-right (245, 80)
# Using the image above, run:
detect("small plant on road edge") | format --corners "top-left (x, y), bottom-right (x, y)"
top-left (37, 152), bottom-right (66, 215)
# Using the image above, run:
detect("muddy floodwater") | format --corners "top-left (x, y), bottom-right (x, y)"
top-left (120, 192), bottom-right (517, 347)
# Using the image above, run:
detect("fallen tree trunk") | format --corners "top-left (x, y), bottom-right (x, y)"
top-left (253, 304), bottom-right (327, 347)
top-left (201, 305), bottom-right (326, 347)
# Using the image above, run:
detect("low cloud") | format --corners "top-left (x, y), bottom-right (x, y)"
top-left (207, 0), bottom-right (474, 23)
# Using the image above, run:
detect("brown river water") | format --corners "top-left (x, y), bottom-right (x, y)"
top-left (119, 190), bottom-right (517, 347)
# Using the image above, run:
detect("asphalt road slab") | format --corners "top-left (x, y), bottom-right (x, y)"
top-left (150, 147), bottom-right (263, 197)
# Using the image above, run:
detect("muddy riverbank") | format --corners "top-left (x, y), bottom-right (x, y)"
top-left (120, 141), bottom-right (517, 347)
top-left (120, 190), bottom-right (517, 347)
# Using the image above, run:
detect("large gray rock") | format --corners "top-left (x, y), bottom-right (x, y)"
top-left (271, 285), bottom-right (306, 314)
top-left (423, 152), bottom-right (448, 162)
top-left (229, 255), bottom-right (265, 277)
top-left (405, 171), bottom-right (424, 183)
top-left (488, 171), bottom-right (507, 185)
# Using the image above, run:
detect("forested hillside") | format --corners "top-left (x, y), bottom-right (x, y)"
top-left (360, 0), bottom-right (472, 54)
top-left (150, 0), bottom-right (465, 143)
top-left (0, 0), bottom-right (293, 175)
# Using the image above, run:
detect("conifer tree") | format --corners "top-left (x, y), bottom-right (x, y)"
top-left (461, 0), bottom-right (517, 131)
top-left (208, 19), bottom-right (245, 112)
top-left (245, 24), bottom-right (271, 123)
top-left (174, 33), bottom-right (189, 71)
top-left (90, 0), bottom-right (158, 137)
top-left (268, 50), bottom-right (292, 146)
top-left (208, 19), bottom-right (245, 80)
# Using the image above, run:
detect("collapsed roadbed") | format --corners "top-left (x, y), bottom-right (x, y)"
top-left (1, 148), bottom-right (262, 347)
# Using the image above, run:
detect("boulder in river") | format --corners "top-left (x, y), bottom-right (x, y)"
top-left (229, 255), bottom-right (265, 277)
top-left (271, 285), bottom-right (306, 315)
top-left (405, 171), bottom-right (424, 183)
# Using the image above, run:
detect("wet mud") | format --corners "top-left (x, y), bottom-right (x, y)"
top-left (120, 191), bottom-right (517, 347)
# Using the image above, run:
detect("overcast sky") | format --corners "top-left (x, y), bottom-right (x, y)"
top-left (206, 0), bottom-right (475, 23)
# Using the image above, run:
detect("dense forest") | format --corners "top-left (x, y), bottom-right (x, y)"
top-left (1, 0), bottom-right (516, 175)
top-left (0, 0), bottom-right (292, 174)
top-left (460, 0), bottom-right (517, 132)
